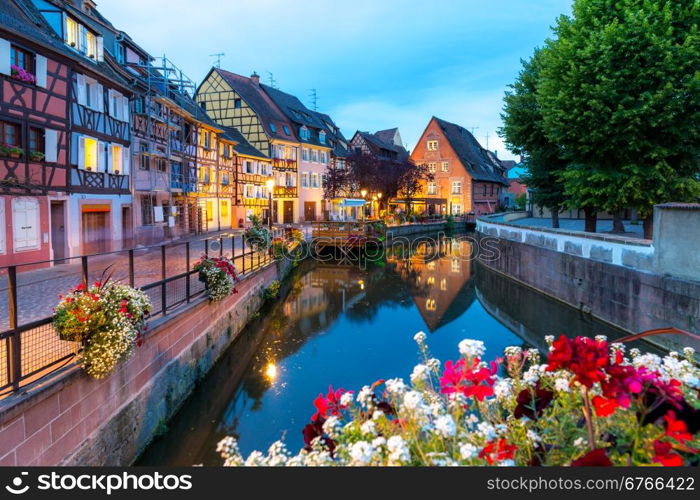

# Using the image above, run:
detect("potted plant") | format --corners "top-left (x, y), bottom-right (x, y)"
top-left (52, 277), bottom-right (151, 379)
top-left (8, 146), bottom-right (23, 159)
top-left (29, 150), bottom-right (45, 162)
top-left (243, 214), bottom-right (270, 252)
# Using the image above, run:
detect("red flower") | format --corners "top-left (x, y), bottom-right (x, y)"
top-left (663, 411), bottom-right (697, 452)
top-left (592, 395), bottom-right (618, 417)
top-left (546, 335), bottom-right (609, 388)
top-left (312, 385), bottom-right (349, 421)
top-left (652, 440), bottom-right (684, 466)
top-left (479, 438), bottom-right (517, 464)
top-left (514, 384), bottom-right (554, 419)
top-left (440, 358), bottom-right (498, 401)
top-left (571, 448), bottom-right (613, 466)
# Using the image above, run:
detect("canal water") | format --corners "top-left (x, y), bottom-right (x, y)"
top-left (137, 235), bottom-right (629, 466)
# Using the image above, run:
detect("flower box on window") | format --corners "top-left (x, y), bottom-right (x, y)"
top-left (10, 65), bottom-right (36, 85)
top-left (29, 151), bottom-right (45, 162)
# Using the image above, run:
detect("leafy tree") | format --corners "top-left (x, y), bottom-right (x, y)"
top-left (538, 0), bottom-right (700, 238)
top-left (500, 48), bottom-right (569, 228)
top-left (397, 159), bottom-right (434, 215)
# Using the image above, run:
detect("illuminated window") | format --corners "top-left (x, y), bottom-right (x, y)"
top-left (84, 137), bottom-right (98, 170)
top-left (440, 278), bottom-right (447, 291)
top-left (301, 172), bottom-right (309, 188)
top-left (428, 182), bottom-right (437, 195)
top-left (427, 140), bottom-right (438, 151)
top-left (311, 173), bottom-right (319, 188)
top-left (66, 17), bottom-right (80, 48)
top-left (206, 201), bottom-right (213, 222)
top-left (427, 261), bottom-right (436, 270)
top-left (441, 161), bottom-right (449, 172)
top-left (427, 276), bottom-right (435, 286)
top-left (428, 162), bottom-right (436, 173)
top-left (426, 298), bottom-right (436, 311)
top-left (111, 144), bottom-right (123, 174)
top-left (319, 131), bottom-right (326, 144)
top-left (220, 200), bottom-right (228, 217)
top-left (451, 259), bottom-right (461, 273)
top-left (452, 181), bottom-right (462, 194)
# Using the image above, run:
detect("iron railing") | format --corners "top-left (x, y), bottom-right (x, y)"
top-left (0, 228), bottom-right (283, 398)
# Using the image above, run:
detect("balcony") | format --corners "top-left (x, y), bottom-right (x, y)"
top-left (274, 186), bottom-right (297, 198)
top-left (272, 158), bottom-right (297, 171)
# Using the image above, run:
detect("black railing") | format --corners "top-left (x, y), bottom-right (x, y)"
top-left (0, 228), bottom-right (283, 398)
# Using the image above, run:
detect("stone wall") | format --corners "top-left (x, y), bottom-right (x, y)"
top-left (653, 203), bottom-right (700, 282)
top-left (476, 233), bottom-right (700, 353)
top-left (0, 259), bottom-right (292, 466)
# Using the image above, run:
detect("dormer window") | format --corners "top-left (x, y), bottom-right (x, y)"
top-left (300, 126), bottom-right (310, 141)
top-left (283, 125), bottom-right (291, 136)
top-left (269, 123), bottom-right (276, 133)
top-left (65, 17), bottom-right (103, 62)
top-left (319, 131), bottom-right (326, 144)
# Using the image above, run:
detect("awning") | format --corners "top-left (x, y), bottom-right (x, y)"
top-left (81, 204), bottom-right (111, 213)
top-left (338, 199), bottom-right (366, 207)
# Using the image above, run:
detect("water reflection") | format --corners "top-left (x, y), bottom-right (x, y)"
top-left (137, 234), bottom-right (630, 466)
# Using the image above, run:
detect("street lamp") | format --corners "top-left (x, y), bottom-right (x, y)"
top-left (360, 189), bottom-right (367, 222)
top-left (266, 177), bottom-right (275, 229)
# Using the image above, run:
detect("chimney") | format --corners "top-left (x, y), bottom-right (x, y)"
top-left (250, 72), bottom-right (260, 85)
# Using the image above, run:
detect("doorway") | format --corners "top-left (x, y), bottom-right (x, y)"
top-left (304, 201), bottom-right (316, 222)
top-left (272, 201), bottom-right (279, 224)
top-left (283, 201), bottom-right (294, 224)
top-left (50, 201), bottom-right (66, 262)
top-left (121, 205), bottom-right (133, 249)
top-left (82, 209), bottom-right (109, 255)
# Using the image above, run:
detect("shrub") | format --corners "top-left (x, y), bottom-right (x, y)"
top-left (262, 280), bottom-right (281, 300)
top-left (217, 333), bottom-right (699, 466)
top-left (244, 214), bottom-right (270, 252)
top-left (53, 279), bottom-right (151, 379)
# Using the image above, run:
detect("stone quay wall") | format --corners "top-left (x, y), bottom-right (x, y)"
top-left (0, 259), bottom-right (292, 466)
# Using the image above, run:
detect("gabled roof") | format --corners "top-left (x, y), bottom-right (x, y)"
top-left (354, 130), bottom-right (409, 161)
top-left (212, 68), bottom-right (297, 142)
top-left (373, 128), bottom-right (400, 146)
top-left (313, 111), bottom-right (349, 158)
top-left (220, 126), bottom-right (268, 159)
top-left (432, 117), bottom-right (508, 185)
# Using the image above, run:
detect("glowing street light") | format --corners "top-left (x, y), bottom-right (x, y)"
top-left (265, 362), bottom-right (278, 381)
top-left (360, 189), bottom-right (367, 221)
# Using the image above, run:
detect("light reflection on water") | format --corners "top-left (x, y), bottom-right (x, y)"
top-left (137, 236), bottom-right (628, 466)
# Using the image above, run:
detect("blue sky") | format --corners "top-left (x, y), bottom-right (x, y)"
top-left (97, 0), bottom-right (571, 160)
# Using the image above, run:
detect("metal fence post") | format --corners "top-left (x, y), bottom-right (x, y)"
top-left (204, 238), bottom-right (209, 257)
top-left (185, 241), bottom-right (191, 303)
top-left (81, 256), bottom-right (88, 287)
top-left (219, 237), bottom-right (224, 257)
top-left (7, 266), bottom-right (21, 390)
top-left (161, 245), bottom-right (167, 315)
top-left (128, 249), bottom-right (135, 288)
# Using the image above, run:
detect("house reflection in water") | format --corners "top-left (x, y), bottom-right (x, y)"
top-left (387, 237), bottom-right (476, 332)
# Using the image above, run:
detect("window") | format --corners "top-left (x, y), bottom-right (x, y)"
top-left (428, 162), bottom-right (436, 173)
top-left (223, 144), bottom-right (231, 158)
top-left (234, 98), bottom-right (242, 109)
top-left (426, 298), bottom-right (436, 311)
top-left (427, 140), bottom-right (438, 151)
top-left (220, 200), bottom-right (228, 217)
top-left (301, 172), bottom-right (309, 187)
top-left (221, 172), bottom-right (229, 185)
top-left (76, 74), bottom-right (103, 111)
top-left (311, 173), bottom-right (319, 188)
top-left (111, 144), bottom-right (123, 174)
top-left (482, 184), bottom-right (487, 195)
top-left (155, 156), bottom-right (166, 172)
top-left (65, 17), bottom-right (101, 60)
top-left (269, 123), bottom-right (276, 133)
top-left (139, 142), bottom-right (149, 170)
top-left (321, 173), bottom-right (327, 188)
top-left (203, 131), bottom-right (211, 149)
top-left (83, 137), bottom-right (98, 170)
top-left (12, 197), bottom-right (40, 251)
top-left (116, 43), bottom-right (125, 63)
top-left (66, 17), bottom-right (80, 49)
top-left (319, 131), bottom-right (326, 144)
top-left (27, 127), bottom-right (43, 155)
top-left (452, 204), bottom-right (462, 216)
top-left (440, 278), bottom-right (447, 291)
top-left (108, 90), bottom-right (128, 121)
top-left (320, 151), bottom-right (328, 164)
top-left (427, 182), bottom-right (437, 195)
top-left (311, 149), bottom-right (318, 163)
top-left (1, 121), bottom-right (21, 148)
top-left (11, 45), bottom-right (34, 73)
top-left (300, 126), bottom-right (310, 141)
top-left (283, 125), bottom-right (291, 136)
top-left (452, 181), bottom-right (462, 194)
top-left (441, 161), bottom-right (449, 172)
top-left (451, 259), bottom-right (461, 273)
top-left (301, 148), bottom-right (309, 161)
top-left (245, 160), bottom-right (254, 174)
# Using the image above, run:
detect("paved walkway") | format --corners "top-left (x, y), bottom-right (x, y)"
top-left (506, 217), bottom-right (645, 239)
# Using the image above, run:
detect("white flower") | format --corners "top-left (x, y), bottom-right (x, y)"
top-left (372, 410), bottom-right (385, 421)
top-left (322, 416), bottom-right (341, 438)
top-left (340, 392), bottom-right (354, 407)
top-left (360, 420), bottom-right (377, 436)
top-left (410, 364), bottom-right (430, 384)
top-left (683, 347), bottom-right (695, 361)
top-left (458, 339), bottom-right (485, 358)
top-left (385, 378), bottom-right (407, 396)
top-left (357, 385), bottom-right (374, 408)
top-left (402, 390), bottom-right (424, 411)
top-left (573, 437), bottom-right (586, 448)
top-left (527, 430), bottom-right (541, 443)
top-left (555, 377), bottom-right (571, 392)
top-left (498, 459), bottom-right (515, 467)
top-left (426, 358), bottom-right (441, 372)
top-left (477, 422), bottom-right (497, 441)
top-left (413, 331), bottom-right (427, 345)
top-left (434, 415), bottom-right (456, 438)
top-left (494, 379), bottom-right (513, 400)
top-left (244, 451), bottom-right (266, 466)
top-left (544, 335), bottom-right (555, 347)
top-left (595, 335), bottom-right (608, 343)
top-left (348, 441), bottom-right (375, 466)
top-left (372, 437), bottom-right (386, 449)
top-left (387, 436), bottom-right (410, 465)
top-left (459, 443), bottom-right (479, 460)
top-left (632, 353), bottom-right (661, 371)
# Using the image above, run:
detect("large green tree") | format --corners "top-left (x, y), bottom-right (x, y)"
top-left (500, 48), bottom-right (569, 228)
top-left (538, 0), bottom-right (700, 237)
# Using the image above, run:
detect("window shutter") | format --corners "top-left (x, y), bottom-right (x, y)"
top-left (12, 198), bottom-right (39, 251)
top-left (121, 96), bottom-right (129, 122)
top-left (122, 146), bottom-right (130, 176)
top-left (96, 36), bottom-right (104, 62)
top-left (97, 141), bottom-right (106, 172)
top-left (106, 143), bottom-right (113, 173)
top-left (35, 55), bottom-right (48, 88)
top-left (0, 200), bottom-right (5, 254)
top-left (107, 89), bottom-right (115, 117)
top-left (76, 74), bottom-right (86, 105)
top-left (44, 129), bottom-right (58, 163)
top-left (95, 83), bottom-right (104, 112)
top-left (0, 38), bottom-right (10, 76)
top-left (78, 135), bottom-right (86, 168)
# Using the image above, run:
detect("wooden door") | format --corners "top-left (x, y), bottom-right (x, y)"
top-left (304, 202), bottom-right (316, 222)
top-left (82, 212), bottom-right (108, 255)
top-left (283, 201), bottom-right (294, 224)
top-left (121, 206), bottom-right (133, 249)
top-left (50, 201), bottom-right (66, 262)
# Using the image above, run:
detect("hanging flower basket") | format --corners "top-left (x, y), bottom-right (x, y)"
top-left (218, 333), bottom-right (699, 466)
top-left (194, 255), bottom-right (239, 301)
top-left (52, 279), bottom-right (151, 379)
